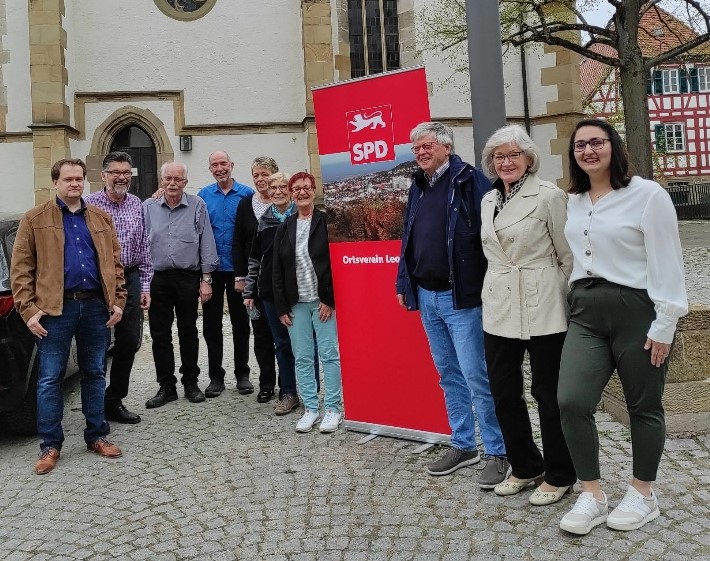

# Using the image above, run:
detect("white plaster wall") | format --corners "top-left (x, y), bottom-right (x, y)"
top-left (530, 122), bottom-right (563, 183)
top-left (0, 143), bottom-right (36, 212)
top-left (4, 1), bottom-right (31, 131)
top-left (502, 45), bottom-right (525, 117)
top-left (68, 0), bottom-right (306, 126)
top-left (524, 42), bottom-right (558, 117)
top-left (63, 1), bottom-right (76, 127)
top-left (177, 132), bottom-right (309, 195)
top-left (451, 125), bottom-right (475, 165)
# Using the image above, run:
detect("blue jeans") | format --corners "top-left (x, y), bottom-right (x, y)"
top-left (36, 297), bottom-right (110, 451)
top-left (287, 301), bottom-right (342, 412)
top-left (262, 299), bottom-right (297, 396)
top-left (263, 299), bottom-right (320, 397)
top-left (417, 288), bottom-right (505, 455)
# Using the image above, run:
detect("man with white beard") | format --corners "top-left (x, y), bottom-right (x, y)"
top-left (85, 151), bottom-right (153, 424)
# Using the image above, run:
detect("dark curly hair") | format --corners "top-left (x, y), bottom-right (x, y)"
top-left (568, 118), bottom-right (632, 194)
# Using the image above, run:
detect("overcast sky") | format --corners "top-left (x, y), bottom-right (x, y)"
top-left (581, 3), bottom-right (614, 28)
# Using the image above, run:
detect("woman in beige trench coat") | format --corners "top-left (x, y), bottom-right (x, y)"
top-left (480, 125), bottom-right (576, 506)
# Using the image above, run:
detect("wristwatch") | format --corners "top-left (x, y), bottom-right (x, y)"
top-left (201, 277), bottom-right (212, 285)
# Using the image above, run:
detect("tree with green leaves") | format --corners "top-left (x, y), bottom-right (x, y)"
top-left (418, 0), bottom-right (710, 178)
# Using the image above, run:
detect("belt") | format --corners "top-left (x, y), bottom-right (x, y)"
top-left (488, 255), bottom-right (557, 339)
top-left (63, 290), bottom-right (101, 300)
top-left (571, 277), bottom-right (613, 289)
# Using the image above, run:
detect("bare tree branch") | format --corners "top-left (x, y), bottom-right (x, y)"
top-left (646, 32), bottom-right (710, 67)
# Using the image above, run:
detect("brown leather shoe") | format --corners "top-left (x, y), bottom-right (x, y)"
top-left (35, 448), bottom-right (60, 475)
top-left (87, 437), bottom-right (122, 458)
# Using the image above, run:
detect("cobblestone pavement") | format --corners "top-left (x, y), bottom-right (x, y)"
top-left (0, 221), bottom-right (708, 561)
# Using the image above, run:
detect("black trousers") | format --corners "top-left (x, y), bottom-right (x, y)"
top-left (201, 271), bottom-right (276, 387)
top-left (105, 267), bottom-right (142, 402)
top-left (148, 269), bottom-right (200, 387)
top-left (484, 331), bottom-right (576, 487)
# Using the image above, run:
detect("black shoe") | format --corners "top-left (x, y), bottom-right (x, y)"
top-left (256, 387), bottom-right (275, 403)
top-left (204, 379), bottom-right (225, 398)
top-left (236, 377), bottom-right (254, 395)
top-left (145, 386), bottom-right (178, 409)
top-left (105, 401), bottom-right (142, 424)
top-left (184, 383), bottom-right (206, 403)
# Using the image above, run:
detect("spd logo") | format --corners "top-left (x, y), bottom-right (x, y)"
top-left (346, 105), bottom-right (395, 165)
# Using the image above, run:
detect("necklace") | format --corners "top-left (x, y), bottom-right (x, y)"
top-left (590, 189), bottom-right (612, 201)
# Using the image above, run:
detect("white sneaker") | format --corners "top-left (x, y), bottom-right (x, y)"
top-left (559, 491), bottom-right (609, 535)
top-left (319, 409), bottom-right (342, 433)
top-left (607, 485), bottom-right (660, 531)
top-left (295, 409), bottom-right (320, 433)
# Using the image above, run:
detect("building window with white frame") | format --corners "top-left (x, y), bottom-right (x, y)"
top-left (348, 0), bottom-right (400, 78)
top-left (660, 123), bottom-right (685, 152)
top-left (697, 67), bottom-right (710, 92)
top-left (661, 69), bottom-right (680, 94)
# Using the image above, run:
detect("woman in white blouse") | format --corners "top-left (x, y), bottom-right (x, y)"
top-left (558, 119), bottom-right (688, 536)
top-left (479, 125), bottom-right (576, 506)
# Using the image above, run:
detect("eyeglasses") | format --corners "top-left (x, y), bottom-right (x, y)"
top-left (411, 142), bottom-right (438, 154)
top-left (162, 176), bottom-right (187, 184)
top-left (492, 151), bottom-right (524, 163)
top-left (269, 184), bottom-right (289, 192)
top-left (106, 170), bottom-right (132, 178)
top-left (291, 186), bottom-right (314, 193)
top-left (573, 138), bottom-right (609, 152)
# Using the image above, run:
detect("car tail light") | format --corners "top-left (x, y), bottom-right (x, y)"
top-left (0, 295), bottom-right (14, 318)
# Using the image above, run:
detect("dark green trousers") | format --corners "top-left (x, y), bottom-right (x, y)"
top-left (558, 280), bottom-right (667, 482)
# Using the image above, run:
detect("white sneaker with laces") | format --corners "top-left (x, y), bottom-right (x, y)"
top-left (319, 409), bottom-right (342, 433)
top-left (607, 485), bottom-right (660, 531)
top-left (295, 409), bottom-right (320, 433)
top-left (559, 491), bottom-right (608, 535)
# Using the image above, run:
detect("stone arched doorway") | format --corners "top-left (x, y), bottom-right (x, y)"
top-left (110, 125), bottom-right (157, 201)
top-left (86, 106), bottom-right (173, 197)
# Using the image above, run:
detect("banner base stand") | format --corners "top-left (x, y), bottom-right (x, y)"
top-left (356, 434), bottom-right (379, 445)
top-left (344, 420), bottom-right (450, 445)
top-left (411, 443), bottom-right (435, 454)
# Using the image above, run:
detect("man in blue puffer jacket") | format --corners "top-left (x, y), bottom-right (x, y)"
top-left (396, 122), bottom-right (508, 488)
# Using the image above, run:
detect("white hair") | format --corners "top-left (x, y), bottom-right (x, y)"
top-left (410, 122), bottom-right (456, 154)
top-left (159, 161), bottom-right (189, 178)
top-left (480, 125), bottom-right (540, 180)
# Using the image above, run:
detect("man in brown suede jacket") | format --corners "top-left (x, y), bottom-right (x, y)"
top-left (11, 158), bottom-right (126, 475)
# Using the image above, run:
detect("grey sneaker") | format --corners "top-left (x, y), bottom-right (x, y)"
top-left (274, 394), bottom-right (300, 416)
top-left (478, 455), bottom-right (511, 489)
top-left (427, 448), bottom-right (480, 476)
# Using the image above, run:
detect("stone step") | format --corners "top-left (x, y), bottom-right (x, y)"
top-left (601, 376), bottom-right (710, 433)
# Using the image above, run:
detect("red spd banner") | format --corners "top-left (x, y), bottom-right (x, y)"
top-left (312, 67), bottom-right (450, 442)
top-left (346, 105), bottom-right (395, 165)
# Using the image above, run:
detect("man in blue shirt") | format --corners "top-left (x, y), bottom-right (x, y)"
top-left (198, 151), bottom-right (258, 397)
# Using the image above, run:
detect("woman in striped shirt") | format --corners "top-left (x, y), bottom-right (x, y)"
top-left (272, 171), bottom-right (343, 434)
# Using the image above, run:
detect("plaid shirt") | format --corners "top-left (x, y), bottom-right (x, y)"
top-left (426, 159), bottom-right (451, 187)
top-left (84, 189), bottom-right (153, 293)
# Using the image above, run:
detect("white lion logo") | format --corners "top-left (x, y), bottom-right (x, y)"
top-left (349, 111), bottom-right (386, 132)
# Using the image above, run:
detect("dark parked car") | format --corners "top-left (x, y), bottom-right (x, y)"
top-left (0, 212), bottom-right (132, 435)
top-left (0, 213), bottom-right (71, 435)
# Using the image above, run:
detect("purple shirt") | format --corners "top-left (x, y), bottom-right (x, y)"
top-left (85, 189), bottom-right (153, 293)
